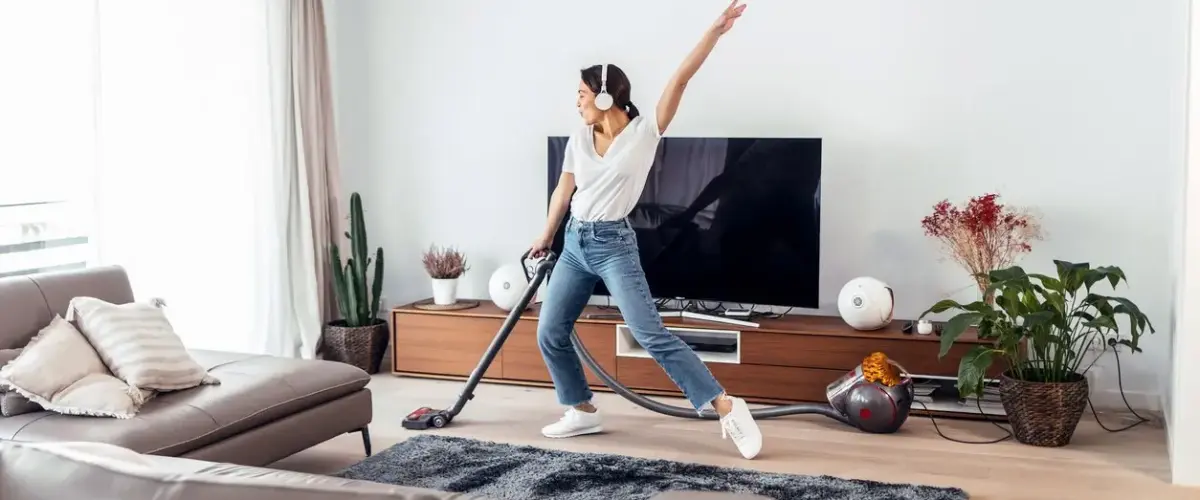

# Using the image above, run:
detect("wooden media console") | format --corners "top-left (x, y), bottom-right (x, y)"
top-left (390, 299), bottom-right (1003, 419)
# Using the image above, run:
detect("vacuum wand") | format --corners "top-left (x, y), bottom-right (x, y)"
top-left (402, 250), bottom-right (555, 430)
top-left (448, 250), bottom-right (553, 416)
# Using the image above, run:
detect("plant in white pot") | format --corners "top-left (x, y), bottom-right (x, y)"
top-left (422, 245), bottom-right (469, 305)
top-left (324, 192), bottom-right (388, 374)
top-left (920, 260), bottom-right (1154, 447)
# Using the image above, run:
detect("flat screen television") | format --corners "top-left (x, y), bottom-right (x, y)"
top-left (546, 136), bottom-right (821, 309)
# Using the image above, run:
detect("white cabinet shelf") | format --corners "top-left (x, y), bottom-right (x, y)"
top-left (615, 324), bottom-right (741, 364)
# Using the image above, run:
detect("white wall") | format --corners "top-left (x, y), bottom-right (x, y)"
top-left (1167, 0), bottom-right (1200, 486)
top-left (325, 0), bottom-right (1189, 410)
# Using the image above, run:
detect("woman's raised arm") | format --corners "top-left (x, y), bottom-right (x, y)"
top-left (654, 0), bottom-right (747, 135)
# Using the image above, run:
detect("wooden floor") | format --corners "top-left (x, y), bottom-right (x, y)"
top-left (272, 374), bottom-right (1199, 500)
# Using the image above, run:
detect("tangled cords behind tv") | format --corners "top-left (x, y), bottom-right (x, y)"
top-left (920, 339), bottom-right (1151, 445)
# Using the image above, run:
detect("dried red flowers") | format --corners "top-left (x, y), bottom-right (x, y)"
top-left (921, 194), bottom-right (1042, 300)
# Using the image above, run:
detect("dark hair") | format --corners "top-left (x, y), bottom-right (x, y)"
top-left (581, 64), bottom-right (640, 119)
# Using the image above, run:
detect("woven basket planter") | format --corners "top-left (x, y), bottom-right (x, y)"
top-left (322, 320), bottom-right (389, 374)
top-left (999, 370), bottom-right (1089, 447)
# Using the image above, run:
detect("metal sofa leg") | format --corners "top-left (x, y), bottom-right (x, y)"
top-left (359, 426), bottom-right (371, 456)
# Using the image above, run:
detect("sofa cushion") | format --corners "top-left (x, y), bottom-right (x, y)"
top-left (32, 265), bottom-right (135, 323)
top-left (0, 276), bottom-right (54, 350)
top-left (0, 266), bottom-right (134, 351)
top-left (0, 350), bottom-right (370, 456)
top-left (0, 348), bottom-right (41, 416)
top-left (1, 391), bottom-right (42, 417)
top-left (0, 440), bottom-right (483, 500)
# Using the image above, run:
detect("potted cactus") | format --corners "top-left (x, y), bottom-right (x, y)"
top-left (324, 192), bottom-right (388, 373)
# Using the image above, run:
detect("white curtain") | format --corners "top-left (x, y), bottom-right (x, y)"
top-left (88, 1), bottom-right (322, 357)
top-left (1, 1), bottom-right (328, 357)
top-left (0, 5), bottom-right (97, 276)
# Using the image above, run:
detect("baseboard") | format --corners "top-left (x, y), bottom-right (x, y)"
top-left (1090, 388), bottom-right (1161, 412)
top-left (1162, 389), bottom-right (1173, 464)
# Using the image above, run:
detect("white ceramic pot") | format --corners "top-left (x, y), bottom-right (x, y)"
top-left (431, 278), bottom-right (458, 305)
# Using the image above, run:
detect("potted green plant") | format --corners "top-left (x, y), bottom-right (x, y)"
top-left (325, 192), bottom-right (388, 374)
top-left (920, 260), bottom-right (1154, 447)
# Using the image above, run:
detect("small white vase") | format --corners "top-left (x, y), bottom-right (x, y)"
top-left (431, 278), bottom-right (458, 305)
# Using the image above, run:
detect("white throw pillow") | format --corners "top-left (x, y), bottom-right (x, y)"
top-left (67, 297), bottom-right (219, 393)
top-left (0, 316), bottom-right (146, 418)
top-left (0, 348), bottom-right (42, 416)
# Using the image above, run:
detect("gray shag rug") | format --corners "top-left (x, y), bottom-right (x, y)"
top-left (334, 435), bottom-right (968, 500)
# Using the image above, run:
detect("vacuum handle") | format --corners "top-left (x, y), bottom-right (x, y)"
top-left (522, 249), bottom-right (557, 282)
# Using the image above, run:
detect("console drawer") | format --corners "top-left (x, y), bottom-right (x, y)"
top-left (616, 357), bottom-right (842, 404)
top-left (740, 332), bottom-right (989, 377)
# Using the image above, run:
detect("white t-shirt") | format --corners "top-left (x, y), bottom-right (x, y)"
top-left (561, 111), bottom-right (663, 221)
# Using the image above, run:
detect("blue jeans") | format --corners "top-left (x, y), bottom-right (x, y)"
top-left (536, 217), bottom-right (725, 412)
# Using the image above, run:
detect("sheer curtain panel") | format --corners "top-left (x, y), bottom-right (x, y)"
top-left (89, 1), bottom-right (336, 357)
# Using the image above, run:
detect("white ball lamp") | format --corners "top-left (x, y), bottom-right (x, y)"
top-left (837, 277), bottom-right (895, 331)
top-left (488, 264), bottom-right (530, 311)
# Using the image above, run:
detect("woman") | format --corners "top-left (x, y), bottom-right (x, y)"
top-left (529, 1), bottom-right (762, 460)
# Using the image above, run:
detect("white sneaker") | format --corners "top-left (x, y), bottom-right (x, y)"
top-left (541, 408), bottom-right (603, 438)
top-left (719, 396), bottom-right (763, 459)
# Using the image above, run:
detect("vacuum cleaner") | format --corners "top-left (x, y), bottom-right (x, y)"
top-left (403, 250), bottom-right (915, 434)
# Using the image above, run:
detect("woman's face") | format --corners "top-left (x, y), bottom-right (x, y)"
top-left (577, 80), bottom-right (603, 125)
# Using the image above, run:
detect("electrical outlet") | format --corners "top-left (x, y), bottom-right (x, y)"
top-left (1085, 333), bottom-right (1125, 353)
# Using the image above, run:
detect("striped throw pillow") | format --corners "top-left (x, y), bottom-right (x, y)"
top-left (67, 297), bottom-right (219, 393)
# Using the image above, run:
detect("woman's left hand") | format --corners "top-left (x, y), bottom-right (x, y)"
top-left (710, 0), bottom-right (747, 36)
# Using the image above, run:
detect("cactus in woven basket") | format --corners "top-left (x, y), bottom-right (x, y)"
top-left (329, 192), bottom-right (384, 327)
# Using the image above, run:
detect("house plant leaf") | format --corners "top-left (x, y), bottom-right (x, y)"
top-left (920, 258), bottom-right (1154, 447)
top-left (956, 345), bottom-right (994, 399)
top-left (939, 312), bottom-right (982, 358)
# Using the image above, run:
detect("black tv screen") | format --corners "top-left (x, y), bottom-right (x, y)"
top-left (546, 137), bottom-right (821, 309)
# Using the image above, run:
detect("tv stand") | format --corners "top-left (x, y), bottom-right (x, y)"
top-left (658, 309), bottom-right (760, 328)
top-left (390, 299), bottom-right (1006, 421)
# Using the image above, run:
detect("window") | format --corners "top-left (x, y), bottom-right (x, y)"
top-left (0, 3), bottom-right (98, 277)
top-left (0, 1), bottom-right (315, 356)
top-left (0, 201), bottom-right (92, 278)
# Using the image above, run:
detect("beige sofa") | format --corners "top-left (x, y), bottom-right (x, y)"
top-left (0, 267), bottom-right (764, 499)
top-left (0, 266), bottom-right (374, 466)
top-left (0, 440), bottom-right (768, 500)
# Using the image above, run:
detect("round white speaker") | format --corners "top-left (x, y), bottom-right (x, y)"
top-left (837, 277), bottom-right (895, 331)
top-left (488, 264), bottom-right (529, 311)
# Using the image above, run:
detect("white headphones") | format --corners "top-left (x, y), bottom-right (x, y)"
top-left (594, 64), bottom-right (614, 111)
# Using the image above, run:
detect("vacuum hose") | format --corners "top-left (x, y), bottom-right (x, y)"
top-left (525, 250), bottom-right (912, 433)
top-left (569, 329), bottom-right (852, 424)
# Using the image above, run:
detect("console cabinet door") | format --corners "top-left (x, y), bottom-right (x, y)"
top-left (392, 313), bottom-right (503, 378)
top-left (499, 321), bottom-right (617, 388)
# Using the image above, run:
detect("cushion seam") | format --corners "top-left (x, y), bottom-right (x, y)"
top-left (145, 380), bottom-right (368, 455)
top-left (198, 355), bottom-right (269, 373)
top-left (7, 411), bottom-right (57, 440)
top-left (24, 276), bottom-right (52, 317)
top-left (185, 403), bottom-right (220, 427)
